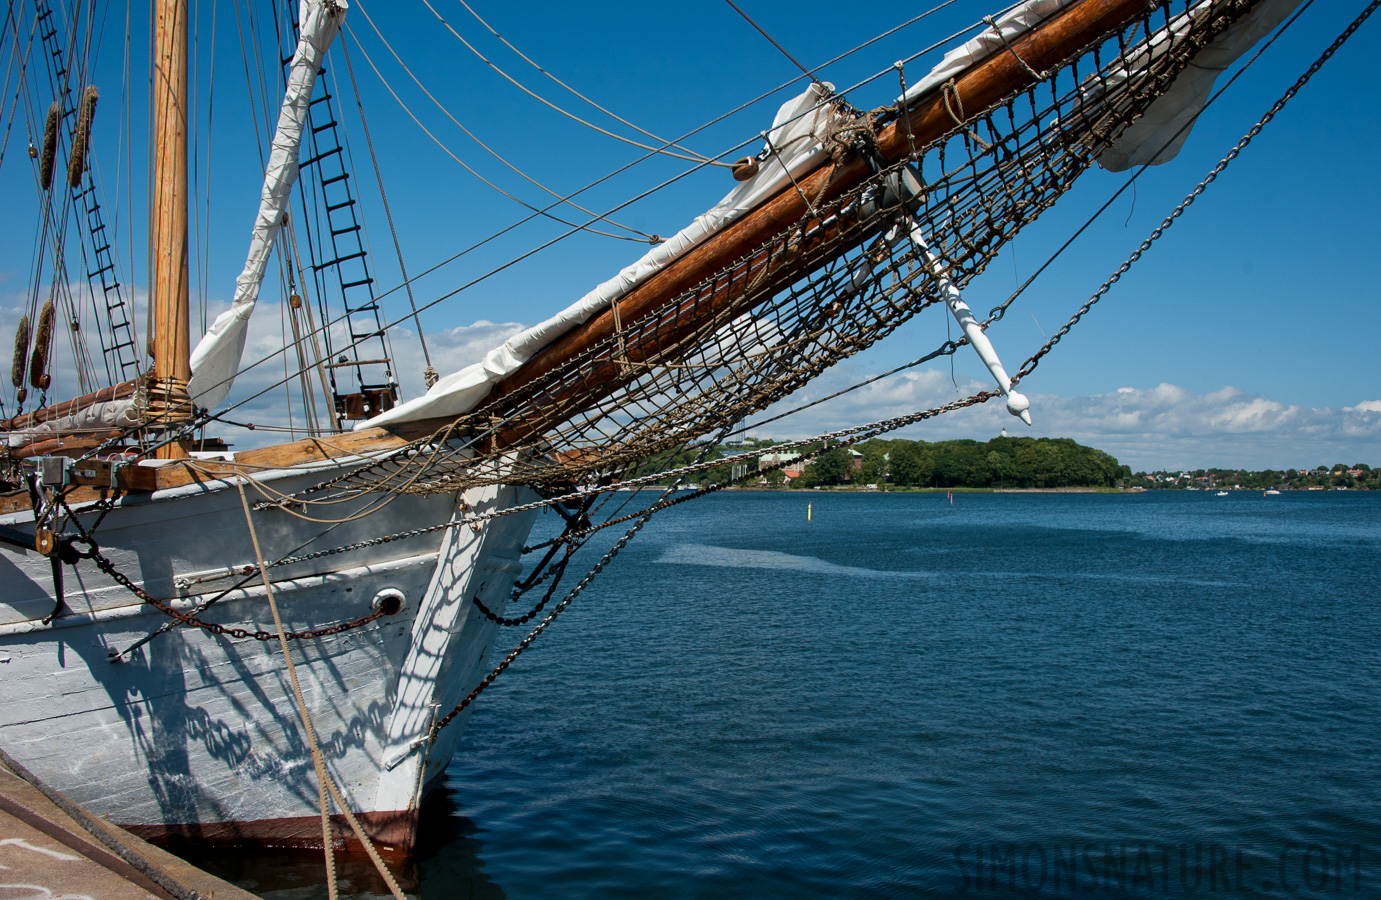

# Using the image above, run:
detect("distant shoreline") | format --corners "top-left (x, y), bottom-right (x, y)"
top-left (638, 485), bottom-right (1373, 494)
top-left (644, 485), bottom-right (1125, 494)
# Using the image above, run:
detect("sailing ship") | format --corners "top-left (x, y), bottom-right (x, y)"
top-left (0, 0), bottom-right (1357, 865)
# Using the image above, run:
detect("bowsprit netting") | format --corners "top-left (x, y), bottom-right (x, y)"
top-left (303, 0), bottom-right (1259, 502)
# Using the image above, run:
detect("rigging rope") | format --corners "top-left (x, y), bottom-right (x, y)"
top-left (0, 0), bottom-right (39, 174)
top-left (451, 0), bottom-right (727, 166)
top-left (237, 482), bottom-right (406, 900)
top-left (337, 36), bottom-right (434, 378)
top-left (93, 2), bottom-right (983, 432)
top-left (1013, 0), bottom-right (1381, 386)
top-left (723, 0), bottom-right (822, 87)
top-left (417, 0), bottom-right (1381, 727)
top-left (318, 0), bottom-right (971, 320)
top-left (293, 1), bottom-right (1246, 503)
top-left (238, 481), bottom-right (340, 900)
top-left (424, 423), bottom-right (735, 743)
top-left (413, 0), bottom-right (731, 168)
top-left (984, 0), bottom-right (1320, 329)
top-left (50, 0), bottom-right (1377, 757)
top-left (341, 20), bottom-right (655, 243)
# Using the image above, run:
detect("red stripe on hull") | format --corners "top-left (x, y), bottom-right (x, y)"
top-left (123, 808), bottom-right (417, 860)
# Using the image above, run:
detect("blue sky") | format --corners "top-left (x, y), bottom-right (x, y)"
top-left (2, 0), bottom-right (1378, 470)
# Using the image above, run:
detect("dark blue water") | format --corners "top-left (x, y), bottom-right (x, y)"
top-left (212, 491), bottom-right (1381, 898)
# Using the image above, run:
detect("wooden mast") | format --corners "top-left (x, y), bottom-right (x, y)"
top-left (149, 0), bottom-right (192, 458)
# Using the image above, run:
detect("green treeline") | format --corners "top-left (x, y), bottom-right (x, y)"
top-left (636, 436), bottom-right (1131, 490)
top-left (798, 436), bottom-right (1131, 489)
top-left (633, 441), bottom-right (1378, 491)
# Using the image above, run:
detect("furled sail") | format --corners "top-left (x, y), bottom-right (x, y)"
top-left (1096, 0), bottom-right (1302, 170)
top-left (364, 0), bottom-right (1289, 434)
top-left (363, 82), bottom-right (849, 429)
top-left (894, 0), bottom-right (1077, 105)
top-left (187, 0), bottom-right (347, 409)
top-left (313, 0), bottom-right (1297, 502)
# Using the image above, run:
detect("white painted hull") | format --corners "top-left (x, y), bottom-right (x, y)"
top-left (0, 462), bottom-right (539, 855)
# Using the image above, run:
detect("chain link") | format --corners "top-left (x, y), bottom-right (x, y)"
top-left (424, 388), bottom-right (996, 741)
top-left (84, 543), bottom-right (390, 641)
top-left (56, 497), bottom-right (393, 643)
top-left (418, 8), bottom-right (1378, 706)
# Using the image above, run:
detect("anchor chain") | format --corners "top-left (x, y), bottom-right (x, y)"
top-left (425, 389), bottom-right (997, 741)
top-left (57, 497), bottom-right (392, 642)
top-left (86, 543), bottom-right (390, 642)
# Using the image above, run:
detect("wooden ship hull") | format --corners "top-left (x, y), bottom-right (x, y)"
top-left (0, 0), bottom-right (1329, 867)
top-left (0, 434), bottom-right (539, 855)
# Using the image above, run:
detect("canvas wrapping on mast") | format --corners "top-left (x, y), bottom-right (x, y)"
top-left (187, 0), bottom-right (347, 409)
top-left (363, 0), bottom-right (1298, 433)
top-left (4, 397), bottom-right (142, 448)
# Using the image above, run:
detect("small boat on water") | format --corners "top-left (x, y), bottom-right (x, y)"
top-left (1264, 489), bottom-right (1283, 495)
top-left (1217, 491), bottom-right (1230, 496)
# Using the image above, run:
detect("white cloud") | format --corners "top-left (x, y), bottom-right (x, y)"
top-left (4, 283), bottom-right (1376, 471)
top-left (739, 373), bottom-right (1381, 471)
top-left (211, 302), bottom-right (526, 447)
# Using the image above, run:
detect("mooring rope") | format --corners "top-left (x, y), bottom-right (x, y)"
top-left (237, 482), bottom-right (405, 900)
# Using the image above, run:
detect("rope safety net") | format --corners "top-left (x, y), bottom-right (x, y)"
top-left (287, 0), bottom-right (1264, 507)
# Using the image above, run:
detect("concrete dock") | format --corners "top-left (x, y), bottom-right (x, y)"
top-left (0, 764), bottom-right (259, 899)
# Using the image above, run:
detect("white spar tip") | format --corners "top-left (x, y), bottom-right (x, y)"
top-left (1006, 390), bottom-right (1032, 426)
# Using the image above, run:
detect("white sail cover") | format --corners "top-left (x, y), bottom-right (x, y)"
top-left (360, 0), bottom-right (1088, 431)
top-left (188, 0), bottom-right (347, 409)
top-left (362, 0), bottom-right (1298, 431)
top-left (1096, 0), bottom-right (1302, 170)
top-left (895, 0), bottom-right (1077, 107)
top-left (363, 81), bottom-right (849, 429)
top-left (4, 399), bottom-right (142, 449)
top-left (894, 0), bottom-right (1302, 172)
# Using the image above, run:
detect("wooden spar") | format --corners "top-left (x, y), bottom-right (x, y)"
top-left (149, 0), bottom-right (192, 458)
top-left (7, 430), bottom-right (127, 461)
top-left (0, 378), bottom-right (138, 432)
top-left (429, 0), bottom-right (1157, 448)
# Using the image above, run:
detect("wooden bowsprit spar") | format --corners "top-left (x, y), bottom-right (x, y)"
top-left (362, 0), bottom-right (1261, 492)
top-left (443, 0), bottom-right (1189, 450)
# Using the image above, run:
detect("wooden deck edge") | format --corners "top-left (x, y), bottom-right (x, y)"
top-left (0, 427), bottom-right (415, 516)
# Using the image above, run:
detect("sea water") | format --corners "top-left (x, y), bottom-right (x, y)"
top-left (203, 491), bottom-right (1381, 898)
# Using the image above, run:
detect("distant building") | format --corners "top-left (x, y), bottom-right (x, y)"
top-left (759, 452), bottom-right (804, 478)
